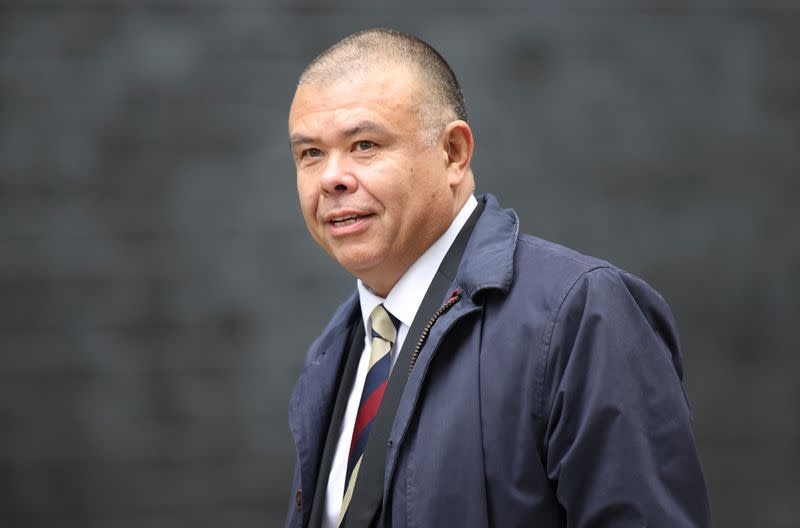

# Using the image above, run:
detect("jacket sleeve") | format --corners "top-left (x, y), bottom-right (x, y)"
top-left (542, 267), bottom-right (710, 527)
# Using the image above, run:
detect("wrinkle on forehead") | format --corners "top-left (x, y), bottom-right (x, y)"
top-left (288, 66), bottom-right (422, 137)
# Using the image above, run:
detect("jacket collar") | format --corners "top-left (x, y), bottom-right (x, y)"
top-left (455, 193), bottom-right (519, 300)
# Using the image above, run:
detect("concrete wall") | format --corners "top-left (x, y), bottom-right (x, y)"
top-left (2, 2), bottom-right (798, 526)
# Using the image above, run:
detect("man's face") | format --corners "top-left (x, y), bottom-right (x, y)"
top-left (288, 64), bottom-right (456, 295)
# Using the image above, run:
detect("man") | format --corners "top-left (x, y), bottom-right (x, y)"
top-left (285, 28), bottom-right (710, 528)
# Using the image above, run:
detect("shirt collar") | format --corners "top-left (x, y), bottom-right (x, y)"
top-left (357, 194), bottom-right (478, 334)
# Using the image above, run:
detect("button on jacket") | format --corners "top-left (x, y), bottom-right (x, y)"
top-left (285, 193), bottom-right (710, 527)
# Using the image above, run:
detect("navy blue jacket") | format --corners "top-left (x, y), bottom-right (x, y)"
top-left (286, 194), bottom-right (710, 527)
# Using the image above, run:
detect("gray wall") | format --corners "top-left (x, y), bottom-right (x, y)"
top-left (2, 2), bottom-right (798, 527)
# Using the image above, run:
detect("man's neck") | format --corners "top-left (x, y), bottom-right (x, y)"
top-left (356, 194), bottom-right (478, 332)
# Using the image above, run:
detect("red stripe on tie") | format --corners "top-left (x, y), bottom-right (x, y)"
top-left (348, 380), bottom-right (388, 456)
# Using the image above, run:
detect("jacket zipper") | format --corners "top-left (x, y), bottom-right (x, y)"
top-left (408, 289), bottom-right (463, 374)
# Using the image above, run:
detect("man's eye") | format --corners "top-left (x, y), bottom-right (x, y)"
top-left (355, 140), bottom-right (376, 151)
top-left (303, 148), bottom-right (322, 158)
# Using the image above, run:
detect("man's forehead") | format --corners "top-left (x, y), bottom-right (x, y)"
top-left (289, 71), bottom-right (421, 135)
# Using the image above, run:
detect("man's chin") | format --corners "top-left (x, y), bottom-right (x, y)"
top-left (329, 249), bottom-right (383, 277)
top-left (327, 241), bottom-right (376, 273)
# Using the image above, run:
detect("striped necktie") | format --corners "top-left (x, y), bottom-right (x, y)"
top-left (337, 303), bottom-right (400, 527)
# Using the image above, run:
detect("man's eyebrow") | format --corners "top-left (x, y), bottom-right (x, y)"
top-left (289, 134), bottom-right (313, 147)
top-left (342, 121), bottom-right (390, 138)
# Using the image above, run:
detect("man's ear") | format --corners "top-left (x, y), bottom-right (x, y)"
top-left (442, 120), bottom-right (474, 187)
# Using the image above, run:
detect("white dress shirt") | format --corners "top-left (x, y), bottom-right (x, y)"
top-left (322, 194), bottom-right (478, 528)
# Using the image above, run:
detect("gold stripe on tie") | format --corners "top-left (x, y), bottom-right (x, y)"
top-left (368, 338), bottom-right (392, 369)
top-left (367, 304), bottom-right (397, 368)
top-left (370, 304), bottom-right (398, 344)
top-left (337, 455), bottom-right (363, 527)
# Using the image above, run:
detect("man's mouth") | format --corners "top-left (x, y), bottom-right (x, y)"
top-left (331, 214), bottom-right (367, 227)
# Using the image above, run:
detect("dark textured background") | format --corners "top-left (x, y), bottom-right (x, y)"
top-left (2, 2), bottom-right (798, 527)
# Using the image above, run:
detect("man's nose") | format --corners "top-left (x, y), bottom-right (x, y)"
top-left (319, 154), bottom-right (357, 195)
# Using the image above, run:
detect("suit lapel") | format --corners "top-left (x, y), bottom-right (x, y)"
top-left (288, 297), bottom-right (359, 526)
